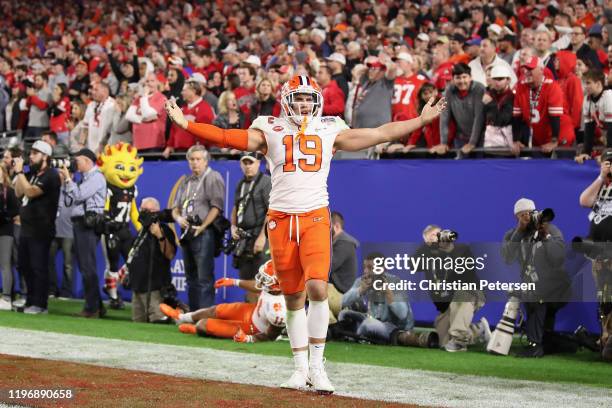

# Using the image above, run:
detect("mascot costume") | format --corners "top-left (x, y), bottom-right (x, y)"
top-left (97, 143), bottom-right (144, 309)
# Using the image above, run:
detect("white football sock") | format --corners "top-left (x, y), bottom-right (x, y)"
top-left (178, 312), bottom-right (194, 323)
top-left (307, 299), bottom-right (329, 368)
top-left (286, 308), bottom-right (309, 372)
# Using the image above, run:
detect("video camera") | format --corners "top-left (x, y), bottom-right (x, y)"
top-left (179, 214), bottom-right (203, 246)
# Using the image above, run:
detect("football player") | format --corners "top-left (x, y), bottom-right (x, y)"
top-left (165, 74), bottom-right (446, 393)
top-left (160, 260), bottom-right (286, 343)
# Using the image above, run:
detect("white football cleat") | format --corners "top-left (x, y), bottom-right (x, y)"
top-left (280, 369), bottom-right (310, 390)
top-left (0, 297), bottom-right (12, 311)
top-left (309, 365), bottom-right (335, 394)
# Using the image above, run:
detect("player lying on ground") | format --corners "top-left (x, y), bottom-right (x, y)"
top-left (165, 74), bottom-right (446, 394)
top-left (160, 260), bottom-right (286, 343)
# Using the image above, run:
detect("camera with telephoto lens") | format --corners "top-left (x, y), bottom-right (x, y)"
top-left (179, 214), bottom-right (203, 245)
top-left (50, 157), bottom-right (77, 172)
top-left (223, 227), bottom-right (254, 258)
top-left (138, 210), bottom-right (161, 229)
top-left (138, 208), bottom-right (173, 229)
top-left (527, 208), bottom-right (555, 231)
top-left (437, 229), bottom-right (458, 243)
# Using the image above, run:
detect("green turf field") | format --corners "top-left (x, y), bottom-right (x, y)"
top-left (1, 299), bottom-right (610, 389)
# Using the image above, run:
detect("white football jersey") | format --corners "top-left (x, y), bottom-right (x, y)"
top-left (250, 115), bottom-right (349, 213)
top-left (251, 290), bottom-right (286, 334)
top-left (583, 89), bottom-right (612, 127)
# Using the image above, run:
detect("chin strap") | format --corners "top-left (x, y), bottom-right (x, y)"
top-left (295, 116), bottom-right (308, 143)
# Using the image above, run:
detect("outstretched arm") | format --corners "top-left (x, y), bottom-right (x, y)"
top-left (334, 97), bottom-right (446, 151)
top-left (165, 100), bottom-right (266, 153)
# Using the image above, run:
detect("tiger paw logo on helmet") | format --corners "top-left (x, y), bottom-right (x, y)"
top-left (97, 143), bottom-right (144, 189)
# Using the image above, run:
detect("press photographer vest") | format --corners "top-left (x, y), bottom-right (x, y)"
top-left (235, 172), bottom-right (264, 230)
top-left (589, 182), bottom-right (612, 241)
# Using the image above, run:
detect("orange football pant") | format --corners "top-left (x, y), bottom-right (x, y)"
top-left (266, 207), bottom-right (332, 295)
top-left (205, 302), bottom-right (257, 337)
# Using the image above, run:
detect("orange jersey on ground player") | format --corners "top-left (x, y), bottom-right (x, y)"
top-left (207, 290), bottom-right (286, 337)
top-left (392, 74), bottom-right (427, 121)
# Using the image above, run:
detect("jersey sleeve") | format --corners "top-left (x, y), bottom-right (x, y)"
top-left (603, 90), bottom-right (612, 123)
top-left (547, 83), bottom-right (564, 117)
top-left (583, 95), bottom-right (592, 123)
top-left (334, 116), bottom-right (350, 131)
top-left (249, 115), bottom-right (273, 133)
top-left (513, 88), bottom-right (523, 117)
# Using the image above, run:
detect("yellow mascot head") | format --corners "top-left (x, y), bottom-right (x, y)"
top-left (97, 143), bottom-right (144, 189)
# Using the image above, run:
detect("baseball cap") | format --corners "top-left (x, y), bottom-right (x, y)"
top-left (395, 52), bottom-right (414, 64)
top-left (514, 198), bottom-right (536, 215)
top-left (188, 72), bottom-right (207, 84)
top-left (31, 140), bottom-right (53, 157)
top-left (325, 52), bottom-right (346, 65)
top-left (168, 55), bottom-right (184, 66)
top-left (435, 35), bottom-right (449, 45)
top-left (221, 43), bottom-right (238, 54)
top-left (416, 33), bottom-right (430, 42)
top-left (466, 37), bottom-right (482, 46)
top-left (490, 65), bottom-right (513, 79)
top-left (245, 55), bottom-right (262, 67)
top-left (240, 152), bottom-right (262, 162)
top-left (74, 148), bottom-right (98, 164)
top-left (488, 24), bottom-right (503, 36)
top-left (589, 24), bottom-right (603, 38)
top-left (521, 56), bottom-right (540, 70)
top-left (366, 57), bottom-right (386, 70)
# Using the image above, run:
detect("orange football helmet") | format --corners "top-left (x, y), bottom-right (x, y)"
top-left (280, 75), bottom-right (324, 124)
top-left (255, 260), bottom-right (281, 292)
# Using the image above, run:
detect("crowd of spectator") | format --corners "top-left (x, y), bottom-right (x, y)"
top-left (2, 0), bottom-right (612, 160)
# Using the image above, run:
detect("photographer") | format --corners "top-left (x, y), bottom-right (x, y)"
top-left (501, 198), bottom-right (571, 358)
top-left (578, 151), bottom-right (612, 361)
top-left (12, 140), bottom-right (61, 314)
top-left (0, 164), bottom-right (20, 310)
top-left (128, 198), bottom-right (177, 323)
top-left (58, 148), bottom-right (107, 318)
top-left (413, 225), bottom-right (489, 352)
top-left (2, 146), bottom-right (27, 304)
top-left (338, 253), bottom-right (414, 345)
top-left (172, 145), bottom-right (225, 310)
top-left (230, 152), bottom-right (271, 303)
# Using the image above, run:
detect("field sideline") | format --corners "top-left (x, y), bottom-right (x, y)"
top-left (0, 300), bottom-right (611, 407)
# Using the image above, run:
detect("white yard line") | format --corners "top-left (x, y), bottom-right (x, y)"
top-left (0, 328), bottom-right (610, 408)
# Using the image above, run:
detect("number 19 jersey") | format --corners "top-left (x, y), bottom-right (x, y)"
top-left (250, 115), bottom-right (349, 213)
